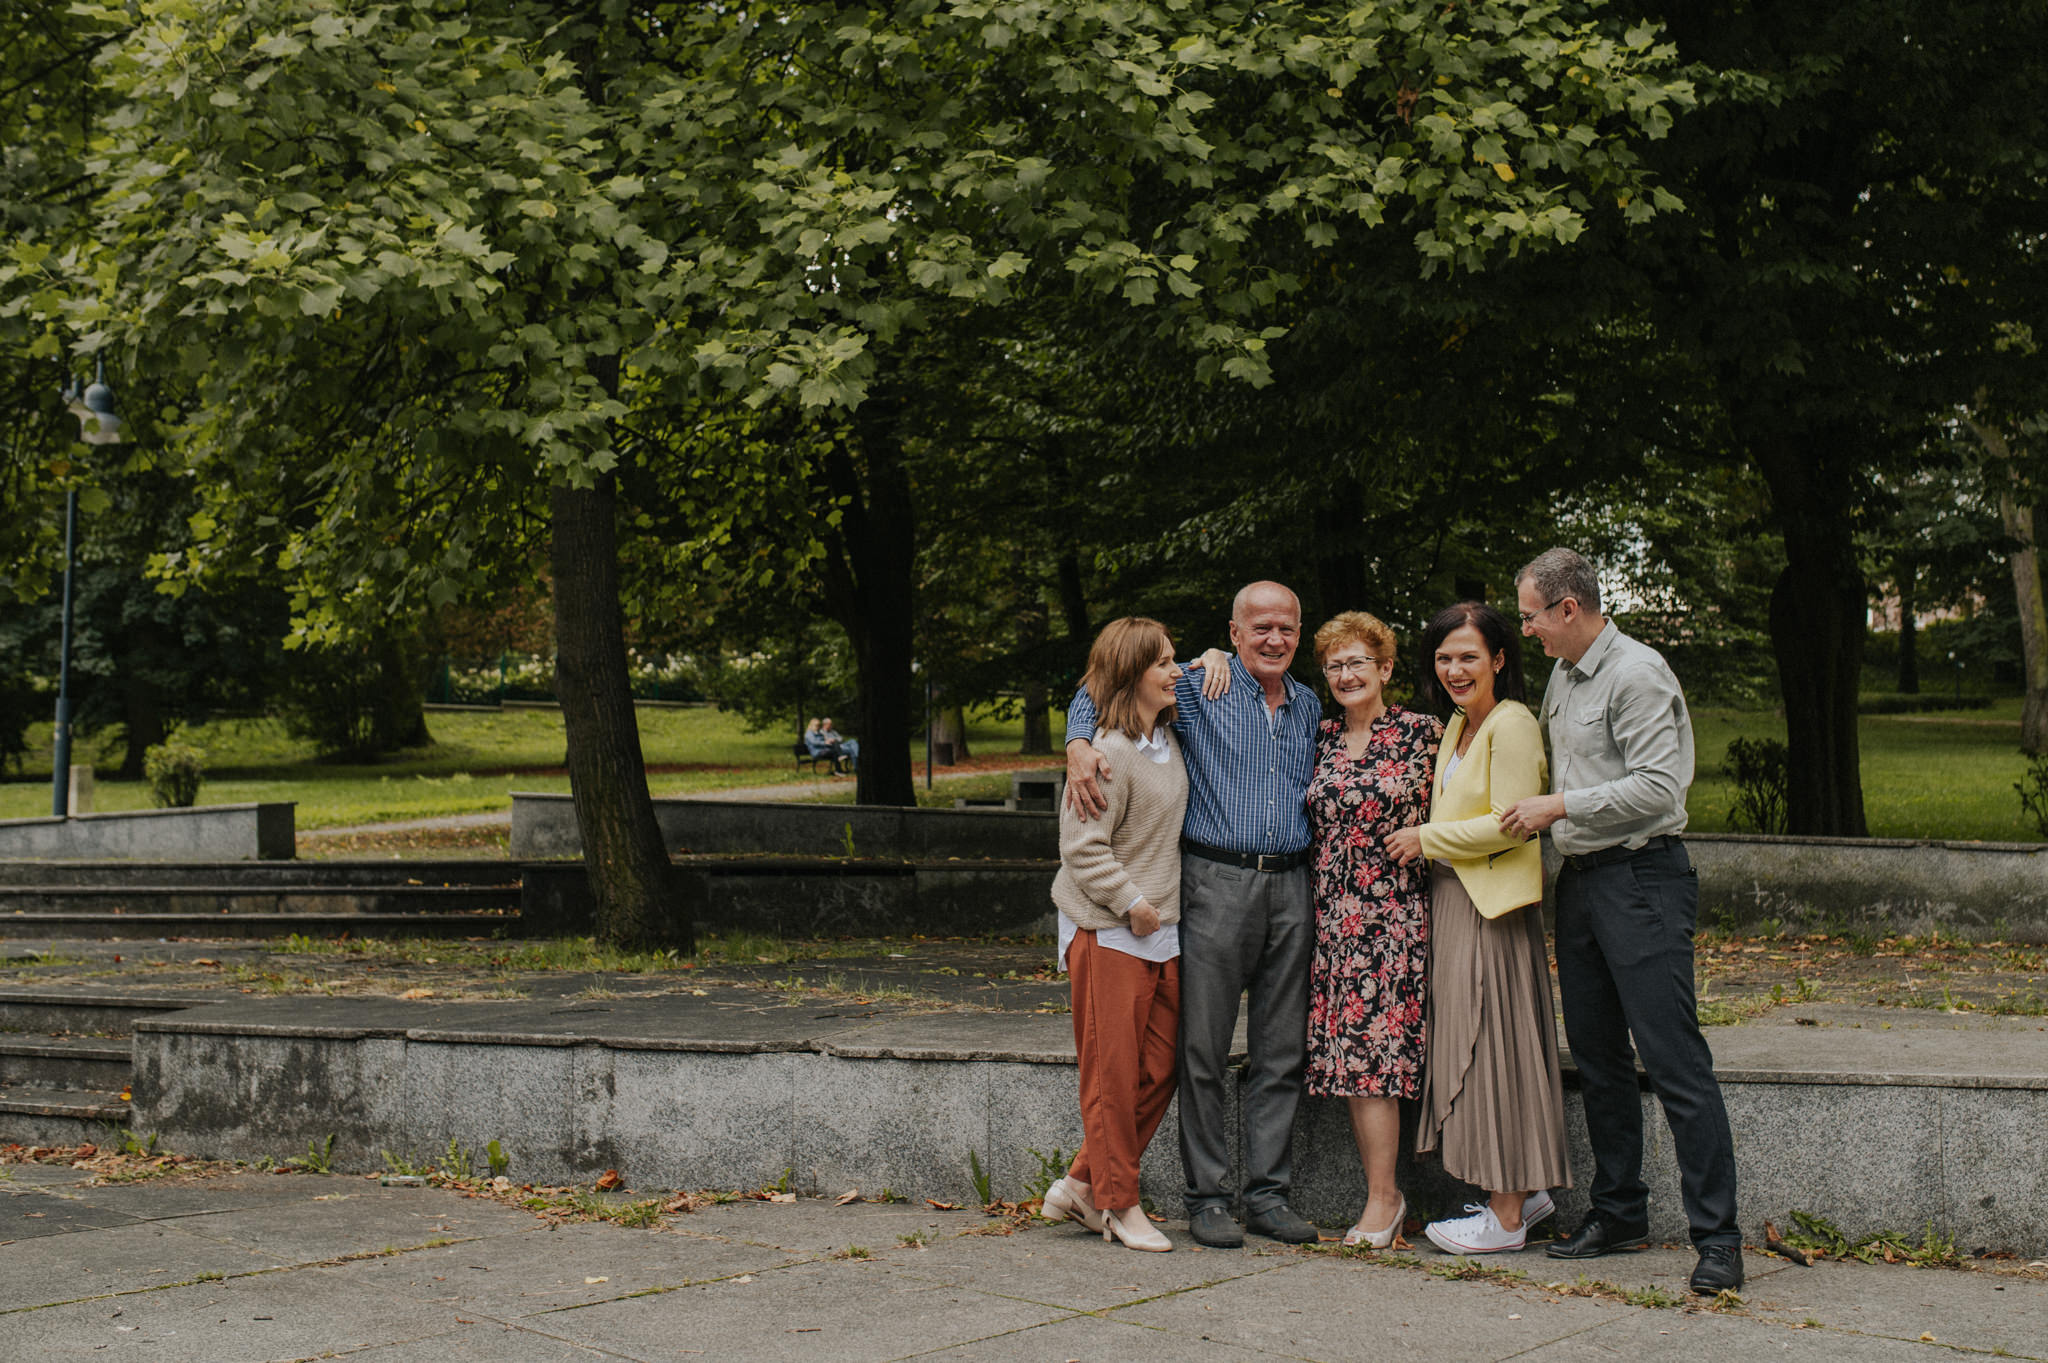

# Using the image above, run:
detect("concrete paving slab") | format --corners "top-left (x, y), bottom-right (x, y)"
top-left (535, 1257), bottom-right (1080, 1363)
top-left (164, 1182), bottom-right (538, 1265)
top-left (63, 1171), bottom-right (342, 1221)
top-left (1114, 1254), bottom-right (1627, 1361)
top-left (326, 1220), bottom-right (805, 1316)
top-left (1737, 1259), bottom-right (2048, 1359)
top-left (0, 1162), bottom-right (93, 1188)
top-left (915, 1311), bottom-right (1287, 1362)
top-left (657, 1195), bottom-right (994, 1255)
top-left (0, 1263), bottom-right (466, 1363)
top-left (1510, 1304), bottom-right (1943, 1361)
top-left (1, 1188), bottom-right (141, 1239)
top-left (891, 1220), bottom-right (1301, 1313)
top-left (0, 1219), bottom-right (266, 1311)
top-left (318, 1321), bottom-right (642, 1363)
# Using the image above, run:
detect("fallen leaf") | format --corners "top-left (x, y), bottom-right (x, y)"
top-left (925, 1199), bottom-right (960, 1210)
top-left (731, 1274), bottom-right (754, 1284)
top-left (1921, 1334), bottom-right (1936, 1343)
top-left (398, 988), bottom-right (435, 1000)
top-left (594, 1169), bottom-right (623, 1192)
top-left (585, 1276), bottom-right (609, 1284)
top-left (119, 1090), bottom-right (132, 1101)
top-left (662, 1193), bottom-right (697, 1214)
top-left (769, 1192), bottom-right (796, 1203)
top-left (834, 1189), bottom-right (860, 1206)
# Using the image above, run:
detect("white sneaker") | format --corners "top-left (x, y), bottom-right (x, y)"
top-left (1523, 1190), bottom-right (1556, 1231)
top-left (1425, 1203), bottom-right (1527, 1255)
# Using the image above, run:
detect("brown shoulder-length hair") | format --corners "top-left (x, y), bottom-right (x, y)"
top-left (1417, 601), bottom-right (1527, 712)
top-left (1084, 617), bottom-right (1177, 740)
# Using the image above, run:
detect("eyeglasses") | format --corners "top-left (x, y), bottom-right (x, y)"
top-left (1321, 658), bottom-right (1382, 678)
top-left (1517, 598), bottom-right (1567, 626)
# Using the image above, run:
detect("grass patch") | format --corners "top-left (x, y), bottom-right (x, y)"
top-left (0, 707), bottom-right (1060, 827)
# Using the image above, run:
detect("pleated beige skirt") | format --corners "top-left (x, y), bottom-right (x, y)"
top-left (1415, 863), bottom-right (1572, 1194)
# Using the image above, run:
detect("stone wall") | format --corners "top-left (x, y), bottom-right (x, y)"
top-left (510, 793), bottom-right (1057, 862)
top-left (0, 803), bottom-right (295, 862)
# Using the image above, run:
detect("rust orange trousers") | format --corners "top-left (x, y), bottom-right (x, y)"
top-left (1064, 929), bottom-right (1181, 1211)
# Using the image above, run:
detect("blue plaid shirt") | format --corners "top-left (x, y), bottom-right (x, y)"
top-left (1066, 654), bottom-right (1319, 856)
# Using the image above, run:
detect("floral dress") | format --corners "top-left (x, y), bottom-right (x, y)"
top-left (1303, 707), bottom-right (1443, 1099)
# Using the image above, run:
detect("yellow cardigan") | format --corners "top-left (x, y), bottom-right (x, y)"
top-left (1417, 699), bottom-right (1548, 918)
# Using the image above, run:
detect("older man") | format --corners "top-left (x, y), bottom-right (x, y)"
top-left (1500, 548), bottom-right (1743, 1295)
top-left (1065, 581), bottom-right (1320, 1247)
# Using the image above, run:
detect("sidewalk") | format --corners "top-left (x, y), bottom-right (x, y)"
top-left (5, 1164), bottom-right (2043, 1362)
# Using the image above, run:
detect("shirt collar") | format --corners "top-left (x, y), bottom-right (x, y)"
top-left (1229, 653), bottom-right (1309, 706)
top-left (1135, 726), bottom-right (1168, 752)
top-left (1567, 620), bottom-right (1621, 680)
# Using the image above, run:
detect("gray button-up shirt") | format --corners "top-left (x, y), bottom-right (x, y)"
top-left (1539, 621), bottom-right (1694, 855)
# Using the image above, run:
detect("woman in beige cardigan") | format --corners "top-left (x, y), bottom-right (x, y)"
top-left (1387, 602), bottom-right (1570, 1255)
top-left (1042, 617), bottom-right (1189, 1252)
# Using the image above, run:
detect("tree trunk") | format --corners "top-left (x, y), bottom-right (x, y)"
top-left (1894, 558), bottom-right (1919, 694)
top-left (1021, 681), bottom-right (1051, 754)
top-left (1970, 415), bottom-right (2048, 752)
top-left (818, 421), bottom-right (917, 807)
top-left (1759, 444), bottom-right (1869, 836)
top-left (551, 477), bottom-right (693, 948)
top-left (1311, 477), bottom-right (1370, 623)
top-left (931, 701), bottom-right (971, 762)
top-left (118, 675), bottom-right (166, 780)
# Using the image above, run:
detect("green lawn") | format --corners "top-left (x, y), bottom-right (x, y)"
top-left (1, 698), bottom-right (2032, 842)
top-left (0, 706), bottom-right (1060, 829)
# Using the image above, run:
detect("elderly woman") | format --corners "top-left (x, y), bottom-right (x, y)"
top-left (1386, 602), bottom-right (1570, 1254)
top-left (1201, 613), bottom-right (1440, 1247)
top-left (1041, 617), bottom-right (1189, 1252)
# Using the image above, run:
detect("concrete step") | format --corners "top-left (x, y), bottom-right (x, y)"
top-left (0, 988), bottom-right (203, 1036)
top-left (0, 859), bottom-right (523, 889)
top-left (0, 1085), bottom-right (131, 1145)
top-left (0, 885), bottom-right (519, 915)
top-left (0, 912), bottom-right (521, 941)
top-left (0, 1035), bottom-right (132, 1089)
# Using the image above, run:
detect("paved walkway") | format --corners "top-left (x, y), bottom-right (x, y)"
top-left (4, 1166), bottom-right (2042, 1362)
top-left (304, 763), bottom-right (1044, 838)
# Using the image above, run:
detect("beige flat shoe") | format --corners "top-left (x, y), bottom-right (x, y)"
top-left (1104, 1206), bottom-right (1172, 1252)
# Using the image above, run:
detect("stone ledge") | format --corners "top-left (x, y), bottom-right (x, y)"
top-left (0, 803), bottom-right (296, 862)
top-left (125, 994), bottom-right (2048, 1253)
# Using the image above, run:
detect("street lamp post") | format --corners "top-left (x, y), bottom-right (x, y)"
top-left (51, 359), bottom-right (123, 817)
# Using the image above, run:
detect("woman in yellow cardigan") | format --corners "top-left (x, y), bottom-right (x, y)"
top-left (1386, 602), bottom-right (1570, 1254)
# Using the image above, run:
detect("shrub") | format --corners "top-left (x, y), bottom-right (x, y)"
top-left (1724, 737), bottom-right (1789, 834)
top-left (143, 741), bottom-right (206, 807)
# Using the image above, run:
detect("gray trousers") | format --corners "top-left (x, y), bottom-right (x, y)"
top-left (1176, 854), bottom-right (1313, 1215)
top-left (1554, 839), bottom-right (1740, 1248)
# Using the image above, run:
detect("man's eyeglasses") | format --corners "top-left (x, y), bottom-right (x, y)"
top-left (1518, 598), bottom-right (1568, 626)
top-left (1321, 658), bottom-right (1381, 679)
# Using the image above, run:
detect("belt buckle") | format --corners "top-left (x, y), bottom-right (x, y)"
top-left (1254, 852), bottom-right (1274, 872)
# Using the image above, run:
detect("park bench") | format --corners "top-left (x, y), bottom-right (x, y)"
top-left (792, 739), bottom-right (839, 774)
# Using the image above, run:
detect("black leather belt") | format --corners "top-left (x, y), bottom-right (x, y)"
top-left (1182, 839), bottom-right (1310, 873)
top-left (1560, 833), bottom-right (1681, 872)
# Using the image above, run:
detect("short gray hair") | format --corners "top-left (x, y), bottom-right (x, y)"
top-left (1516, 548), bottom-right (1602, 615)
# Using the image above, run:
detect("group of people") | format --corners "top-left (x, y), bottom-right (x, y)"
top-left (1041, 550), bottom-right (1744, 1296)
top-left (801, 717), bottom-right (858, 773)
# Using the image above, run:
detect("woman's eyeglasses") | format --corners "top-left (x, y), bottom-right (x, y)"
top-left (1322, 658), bottom-right (1381, 679)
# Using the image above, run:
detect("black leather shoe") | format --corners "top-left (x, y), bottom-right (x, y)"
top-left (1246, 1203), bottom-right (1319, 1244)
top-left (1544, 1215), bottom-right (1650, 1259)
top-left (1689, 1244), bottom-right (1745, 1294)
top-left (1188, 1206), bottom-right (1245, 1247)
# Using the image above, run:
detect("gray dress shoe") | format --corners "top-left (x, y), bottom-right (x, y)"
top-left (1246, 1203), bottom-right (1319, 1244)
top-left (1188, 1206), bottom-right (1245, 1247)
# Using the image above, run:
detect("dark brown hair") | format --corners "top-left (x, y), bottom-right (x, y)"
top-left (1417, 601), bottom-right (1526, 711)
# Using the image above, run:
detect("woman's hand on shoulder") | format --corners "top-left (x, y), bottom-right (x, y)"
top-left (1196, 648), bottom-right (1232, 700)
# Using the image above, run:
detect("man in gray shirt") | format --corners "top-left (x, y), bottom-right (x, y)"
top-left (1499, 547), bottom-right (1742, 1295)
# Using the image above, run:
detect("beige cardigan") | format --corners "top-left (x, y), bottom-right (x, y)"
top-left (1052, 729), bottom-right (1189, 931)
top-left (1417, 700), bottom-right (1548, 918)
